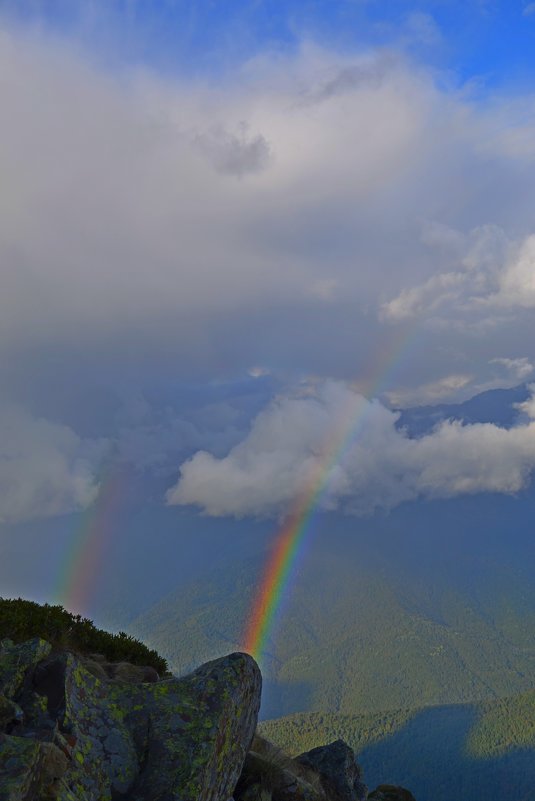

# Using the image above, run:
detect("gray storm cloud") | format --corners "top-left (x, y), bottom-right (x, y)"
top-left (3, 23), bottom-right (535, 521)
top-left (2, 27), bottom-right (535, 390)
top-left (167, 381), bottom-right (535, 518)
top-left (0, 405), bottom-right (105, 524)
top-left (194, 125), bottom-right (271, 175)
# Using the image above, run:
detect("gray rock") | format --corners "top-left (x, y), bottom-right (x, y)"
top-left (128, 650), bottom-right (262, 801)
top-left (0, 697), bottom-right (23, 733)
top-left (0, 639), bottom-right (51, 699)
top-left (296, 740), bottom-right (367, 801)
top-left (369, 786), bottom-right (417, 801)
top-left (235, 749), bottom-right (324, 801)
top-left (0, 733), bottom-right (68, 801)
top-left (0, 640), bottom-right (261, 801)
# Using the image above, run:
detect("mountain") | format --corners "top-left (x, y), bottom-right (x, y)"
top-left (259, 689), bottom-right (535, 801)
top-left (395, 383), bottom-right (531, 436)
top-left (2, 384), bottom-right (535, 723)
top-left (128, 384), bottom-right (535, 719)
top-left (130, 488), bottom-right (535, 719)
top-left (0, 600), bottom-right (402, 801)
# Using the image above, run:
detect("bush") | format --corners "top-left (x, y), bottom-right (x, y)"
top-left (0, 597), bottom-right (168, 674)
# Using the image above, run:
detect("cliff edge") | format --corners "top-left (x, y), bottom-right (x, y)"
top-left (0, 599), bottom-right (416, 801)
top-left (0, 637), bottom-right (260, 800)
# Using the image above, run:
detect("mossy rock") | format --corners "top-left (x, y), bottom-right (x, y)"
top-left (0, 637), bottom-right (262, 801)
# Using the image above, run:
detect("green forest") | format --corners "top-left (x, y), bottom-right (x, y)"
top-left (260, 691), bottom-right (535, 801)
top-left (130, 532), bottom-right (535, 719)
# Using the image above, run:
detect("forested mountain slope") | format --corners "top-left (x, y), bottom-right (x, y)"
top-left (259, 689), bottom-right (535, 801)
top-left (131, 490), bottom-right (535, 718)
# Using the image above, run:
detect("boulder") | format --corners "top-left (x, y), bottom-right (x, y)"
top-left (104, 660), bottom-right (160, 683)
top-left (234, 749), bottom-right (323, 801)
top-left (369, 786), bottom-right (417, 801)
top-left (0, 639), bottom-right (261, 801)
top-left (0, 733), bottom-right (68, 801)
top-left (0, 696), bottom-right (23, 732)
top-left (296, 740), bottom-right (367, 801)
top-left (128, 651), bottom-right (262, 801)
top-left (0, 638), bottom-right (51, 699)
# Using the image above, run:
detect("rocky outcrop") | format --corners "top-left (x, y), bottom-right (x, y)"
top-left (296, 740), bottom-right (367, 801)
top-left (234, 735), bottom-right (372, 801)
top-left (0, 638), bottom-right (261, 801)
top-left (368, 787), bottom-right (417, 801)
top-left (234, 736), bottom-right (325, 801)
top-left (0, 635), bottom-right (418, 801)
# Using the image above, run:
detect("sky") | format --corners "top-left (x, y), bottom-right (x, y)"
top-left (2, 0), bottom-right (535, 527)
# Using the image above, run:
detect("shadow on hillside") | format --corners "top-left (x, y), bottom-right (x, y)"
top-left (357, 703), bottom-right (535, 801)
top-left (260, 678), bottom-right (314, 720)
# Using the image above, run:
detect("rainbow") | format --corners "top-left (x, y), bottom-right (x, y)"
top-left (55, 464), bottom-right (125, 616)
top-left (242, 333), bottom-right (417, 663)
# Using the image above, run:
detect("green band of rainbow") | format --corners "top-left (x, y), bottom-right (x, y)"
top-left (55, 465), bottom-right (124, 615)
top-left (243, 334), bottom-right (417, 662)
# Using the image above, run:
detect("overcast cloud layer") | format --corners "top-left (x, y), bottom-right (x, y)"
top-left (3, 19), bottom-right (535, 522)
top-left (3, 27), bottom-right (535, 384)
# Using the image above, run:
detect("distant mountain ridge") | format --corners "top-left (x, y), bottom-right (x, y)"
top-left (396, 383), bottom-right (531, 436)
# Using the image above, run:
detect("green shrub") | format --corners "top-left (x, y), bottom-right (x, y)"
top-left (0, 597), bottom-right (168, 674)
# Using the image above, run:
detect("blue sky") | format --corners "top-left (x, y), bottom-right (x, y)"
top-left (3, 0), bottom-right (535, 86)
top-left (2, 0), bottom-right (535, 526)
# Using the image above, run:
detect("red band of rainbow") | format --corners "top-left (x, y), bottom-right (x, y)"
top-left (243, 334), bottom-right (417, 663)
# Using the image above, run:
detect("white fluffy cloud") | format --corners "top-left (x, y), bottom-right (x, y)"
top-left (382, 226), bottom-right (535, 324)
top-left (490, 357), bottom-right (534, 381)
top-left (0, 405), bottom-right (105, 523)
top-left (168, 381), bottom-right (535, 518)
top-left (515, 384), bottom-right (535, 421)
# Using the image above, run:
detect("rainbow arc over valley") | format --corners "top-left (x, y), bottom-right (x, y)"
top-left (242, 335), bottom-right (417, 663)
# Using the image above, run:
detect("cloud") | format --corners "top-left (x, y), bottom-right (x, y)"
top-left (114, 401), bottom-right (249, 472)
top-left (381, 224), bottom-right (534, 323)
top-left (523, 3), bottom-right (535, 17)
top-left (248, 366), bottom-right (271, 378)
top-left (298, 56), bottom-right (396, 105)
top-left (496, 235), bottom-right (535, 307)
top-left (386, 374), bottom-right (473, 407)
top-left (516, 384), bottom-right (535, 419)
top-left (490, 356), bottom-right (534, 381)
top-left (387, 358), bottom-right (534, 408)
top-left (380, 271), bottom-right (466, 322)
top-left (404, 12), bottom-right (442, 46)
top-left (419, 220), bottom-right (466, 253)
top-left (0, 405), bottom-right (105, 524)
top-left (194, 124), bottom-right (271, 175)
top-left (2, 23), bottom-right (535, 440)
top-left (167, 381), bottom-right (535, 518)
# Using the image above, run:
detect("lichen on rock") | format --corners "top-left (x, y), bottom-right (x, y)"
top-left (0, 638), bottom-right (261, 801)
top-left (0, 632), bottom-right (417, 801)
